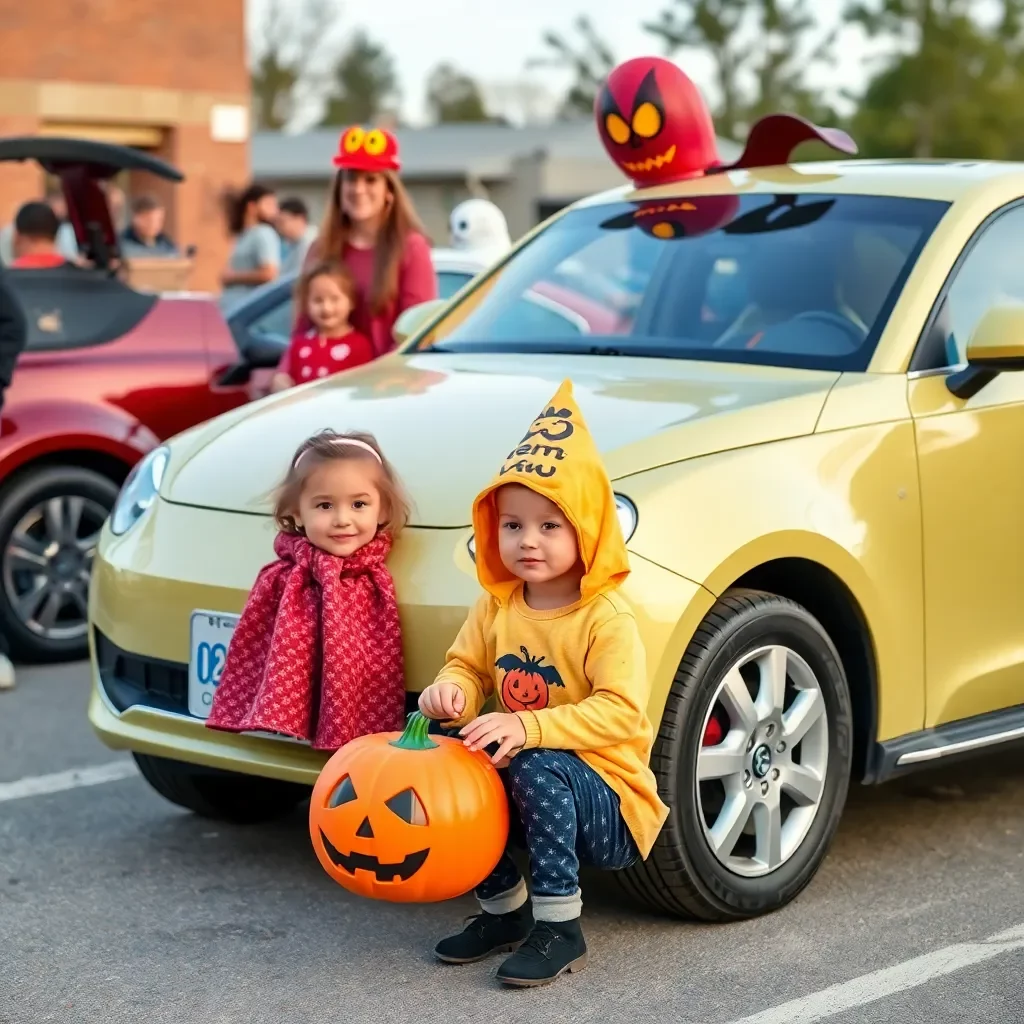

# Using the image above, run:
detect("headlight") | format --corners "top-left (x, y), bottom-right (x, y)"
top-left (614, 493), bottom-right (638, 542)
top-left (110, 446), bottom-right (170, 536)
top-left (466, 493), bottom-right (637, 561)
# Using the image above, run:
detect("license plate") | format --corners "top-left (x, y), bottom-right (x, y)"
top-left (188, 610), bottom-right (239, 719)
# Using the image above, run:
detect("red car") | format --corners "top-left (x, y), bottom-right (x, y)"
top-left (0, 137), bottom-right (257, 661)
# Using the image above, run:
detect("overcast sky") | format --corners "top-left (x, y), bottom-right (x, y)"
top-left (247, 0), bottom-right (886, 129)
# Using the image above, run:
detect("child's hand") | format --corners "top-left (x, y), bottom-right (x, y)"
top-left (460, 713), bottom-right (527, 765)
top-left (418, 681), bottom-right (466, 720)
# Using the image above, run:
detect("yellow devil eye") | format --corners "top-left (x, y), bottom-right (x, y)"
top-left (632, 102), bottom-right (662, 139)
top-left (652, 222), bottom-right (676, 239)
top-left (364, 129), bottom-right (386, 155)
top-left (343, 126), bottom-right (366, 153)
top-left (605, 113), bottom-right (630, 146)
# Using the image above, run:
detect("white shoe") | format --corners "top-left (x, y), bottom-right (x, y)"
top-left (0, 653), bottom-right (15, 690)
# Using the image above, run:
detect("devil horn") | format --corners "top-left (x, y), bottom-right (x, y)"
top-left (714, 113), bottom-right (857, 175)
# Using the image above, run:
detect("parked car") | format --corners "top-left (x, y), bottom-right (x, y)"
top-left (0, 137), bottom-right (263, 661)
top-left (88, 158), bottom-right (1024, 922)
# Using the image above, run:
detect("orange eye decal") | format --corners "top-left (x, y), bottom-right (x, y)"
top-left (364, 129), bottom-right (387, 155)
top-left (651, 222), bottom-right (676, 239)
top-left (605, 112), bottom-right (630, 146)
top-left (343, 126), bottom-right (366, 153)
top-left (632, 102), bottom-right (662, 139)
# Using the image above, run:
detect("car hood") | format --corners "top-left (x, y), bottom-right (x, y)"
top-left (164, 352), bottom-right (839, 526)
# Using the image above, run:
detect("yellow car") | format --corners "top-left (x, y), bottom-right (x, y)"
top-left (89, 159), bottom-right (1024, 922)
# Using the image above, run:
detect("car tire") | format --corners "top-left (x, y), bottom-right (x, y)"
top-left (0, 466), bottom-right (121, 662)
top-left (619, 588), bottom-right (853, 921)
top-left (133, 753), bottom-right (308, 824)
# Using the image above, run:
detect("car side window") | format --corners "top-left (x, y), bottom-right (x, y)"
top-left (250, 296), bottom-right (295, 346)
top-left (437, 271), bottom-right (473, 299)
top-left (932, 205), bottom-right (1024, 367)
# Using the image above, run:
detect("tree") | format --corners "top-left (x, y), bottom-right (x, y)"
top-left (426, 64), bottom-right (491, 123)
top-left (846, 0), bottom-right (1024, 159)
top-left (645, 0), bottom-right (836, 140)
top-left (249, 0), bottom-right (340, 131)
top-left (320, 30), bottom-right (400, 126)
top-left (529, 15), bottom-right (616, 118)
top-left (644, 0), bottom-right (749, 139)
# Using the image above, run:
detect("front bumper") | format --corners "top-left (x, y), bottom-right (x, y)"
top-left (88, 496), bottom-right (711, 781)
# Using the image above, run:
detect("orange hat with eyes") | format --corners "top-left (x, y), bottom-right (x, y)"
top-left (332, 125), bottom-right (402, 173)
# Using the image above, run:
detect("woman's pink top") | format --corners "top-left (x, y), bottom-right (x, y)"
top-left (302, 232), bottom-right (437, 357)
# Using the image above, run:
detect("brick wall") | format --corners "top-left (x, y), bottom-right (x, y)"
top-left (0, 0), bottom-right (246, 93)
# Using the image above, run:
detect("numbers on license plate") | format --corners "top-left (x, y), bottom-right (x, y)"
top-left (188, 611), bottom-right (239, 719)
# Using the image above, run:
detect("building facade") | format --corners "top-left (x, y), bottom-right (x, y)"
top-left (0, 0), bottom-right (251, 292)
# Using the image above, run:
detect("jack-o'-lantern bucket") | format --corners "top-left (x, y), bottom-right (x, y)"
top-left (309, 711), bottom-right (510, 903)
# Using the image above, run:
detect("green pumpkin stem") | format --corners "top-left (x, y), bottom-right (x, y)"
top-left (389, 710), bottom-right (439, 750)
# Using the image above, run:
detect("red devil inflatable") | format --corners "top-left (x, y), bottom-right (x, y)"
top-left (595, 56), bottom-right (857, 190)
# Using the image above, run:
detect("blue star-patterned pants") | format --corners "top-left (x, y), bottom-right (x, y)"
top-left (476, 748), bottom-right (640, 900)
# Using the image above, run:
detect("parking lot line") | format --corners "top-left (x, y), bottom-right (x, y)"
top-left (726, 922), bottom-right (1024, 1024)
top-left (0, 760), bottom-right (137, 804)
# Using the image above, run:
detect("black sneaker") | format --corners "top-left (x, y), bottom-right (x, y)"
top-left (434, 903), bottom-right (534, 964)
top-left (495, 918), bottom-right (588, 987)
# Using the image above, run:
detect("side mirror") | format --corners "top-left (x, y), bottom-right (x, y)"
top-left (393, 298), bottom-right (447, 346)
top-left (947, 305), bottom-right (1024, 399)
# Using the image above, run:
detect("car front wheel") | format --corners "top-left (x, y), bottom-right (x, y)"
top-left (133, 754), bottom-right (309, 824)
top-left (0, 466), bottom-right (120, 661)
top-left (620, 588), bottom-right (853, 920)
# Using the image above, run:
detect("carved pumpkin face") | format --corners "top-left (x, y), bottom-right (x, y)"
top-left (595, 57), bottom-right (720, 187)
top-left (309, 713), bottom-right (509, 903)
top-left (497, 645), bottom-right (565, 713)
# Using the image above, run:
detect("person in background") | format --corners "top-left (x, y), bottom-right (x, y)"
top-left (9, 202), bottom-right (70, 269)
top-left (219, 182), bottom-right (280, 313)
top-left (104, 182), bottom-right (128, 235)
top-left (271, 260), bottom-right (373, 393)
top-left (0, 188), bottom-right (78, 266)
top-left (277, 198), bottom-right (318, 276)
top-left (120, 195), bottom-right (179, 259)
top-left (0, 266), bottom-right (27, 688)
top-left (306, 126), bottom-right (436, 357)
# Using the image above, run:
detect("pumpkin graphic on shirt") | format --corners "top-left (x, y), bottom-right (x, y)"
top-left (495, 646), bottom-right (565, 712)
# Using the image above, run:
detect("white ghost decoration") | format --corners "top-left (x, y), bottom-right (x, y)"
top-left (448, 199), bottom-right (512, 262)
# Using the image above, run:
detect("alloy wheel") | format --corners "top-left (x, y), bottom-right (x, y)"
top-left (2, 495), bottom-right (108, 641)
top-left (696, 644), bottom-right (829, 878)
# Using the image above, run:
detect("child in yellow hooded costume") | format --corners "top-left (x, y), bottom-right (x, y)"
top-left (419, 379), bottom-right (669, 988)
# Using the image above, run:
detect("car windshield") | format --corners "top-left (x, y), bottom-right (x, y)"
top-left (415, 192), bottom-right (949, 372)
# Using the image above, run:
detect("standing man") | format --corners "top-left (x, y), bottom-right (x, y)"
top-left (277, 198), bottom-right (318, 276)
top-left (0, 267), bottom-right (26, 688)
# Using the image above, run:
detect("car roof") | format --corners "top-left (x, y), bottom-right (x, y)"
top-left (574, 158), bottom-right (1024, 208)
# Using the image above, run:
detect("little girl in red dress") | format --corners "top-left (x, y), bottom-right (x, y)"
top-left (271, 261), bottom-right (374, 393)
top-left (206, 429), bottom-right (411, 749)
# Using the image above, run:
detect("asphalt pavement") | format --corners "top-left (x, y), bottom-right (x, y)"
top-left (2, 661), bottom-right (1023, 1024)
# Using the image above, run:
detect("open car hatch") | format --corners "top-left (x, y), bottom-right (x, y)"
top-left (0, 137), bottom-right (184, 268)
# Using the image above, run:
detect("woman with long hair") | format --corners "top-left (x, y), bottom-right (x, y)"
top-left (304, 126), bottom-right (436, 356)
top-left (220, 182), bottom-right (280, 312)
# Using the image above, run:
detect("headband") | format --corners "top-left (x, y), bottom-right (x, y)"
top-left (295, 437), bottom-right (383, 468)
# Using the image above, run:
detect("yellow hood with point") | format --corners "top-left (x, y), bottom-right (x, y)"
top-left (471, 378), bottom-right (630, 606)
